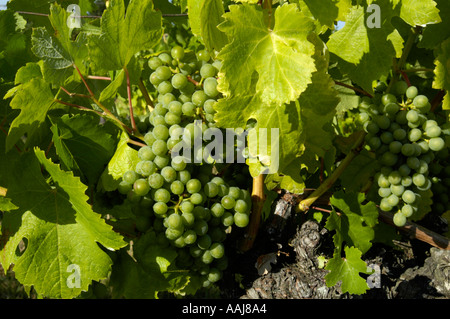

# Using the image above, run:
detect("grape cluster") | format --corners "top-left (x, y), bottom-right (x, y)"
top-left (357, 82), bottom-right (449, 227)
top-left (117, 46), bottom-right (252, 288)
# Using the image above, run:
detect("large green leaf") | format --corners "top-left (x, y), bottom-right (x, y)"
top-left (418, 0), bottom-right (450, 49)
top-left (0, 148), bottom-right (126, 299)
top-left (50, 114), bottom-right (118, 186)
top-left (187, 0), bottom-right (228, 53)
top-left (433, 38), bottom-right (450, 110)
top-left (396, 0), bottom-right (441, 27)
top-left (88, 0), bottom-right (163, 72)
top-left (327, 0), bottom-right (404, 93)
top-left (325, 246), bottom-right (371, 295)
top-left (217, 3), bottom-right (316, 106)
top-left (6, 77), bottom-right (55, 152)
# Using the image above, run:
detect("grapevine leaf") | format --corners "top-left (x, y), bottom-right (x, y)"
top-left (397, 0), bottom-right (441, 27)
top-left (325, 246), bottom-right (371, 295)
top-left (50, 114), bottom-right (118, 186)
top-left (300, 0), bottom-right (339, 28)
top-left (433, 38), bottom-right (450, 110)
top-left (327, 0), bottom-right (404, 93)
top-left (339, 149), bottom-right (379, 192)
top-left (327, 190), bottom-right (379, 254)
top-left (98, 132), bottom-right (140, 192)
top-left (88, 0), bottom-right (163, 72)
top-left (187, 0), bottom-right (228, 53)
top-left (419, 0), bottom-right (450, 49)
top-left (6, 77), bottom-right (55, 152)
top-left (0, 148), bottom-right (126, 299)
top-left (217, 3), bottom-right (316, 106)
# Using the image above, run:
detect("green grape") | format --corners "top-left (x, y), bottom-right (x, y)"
top-left (221, 212), bottom-right (234, 227)
top-left (393, 128), bottom-right (407, 141)
top-left (150, 72), bottom-right (163, 86)
top-left (200, 63), bottom-right (216, 79)
top-left (380, 151), bottom-right (398, 166)
top-left (180, 200), bottom-right (194, 214)
top-left (194, 219), bottom-right (209, 236)
top-left (207, 268), bottom-right (222, 283)
top-left (428, 137), bottom-right (445, 151)
top-left (401, 204), bottom-right (414, 217)
top-left (204, 182), bottom-right (219, 198)
top-left (221, 195), bottom-right (236, 210)
top-left (379, 198), bottom-right (393, 211)
top-left (402, 190), bottom-right (416, 204)
top-left (201, 250), bottom-right (214, 265)
top-left (133, 179), bottom-right (150, 196)
top-left (412, 173), bottom-right (426, 187)
top-left (381, 93), bottom-right (396, 105)
top-left (234, 212), bottom-right (249, 227)
top-left (368, 136), bottom-right (381, 149)
top-left (138, 160), bottom-right (156, 176)
top-left (211, 202), bottom-right (225, 218)
top-left (159, 52), bottom-right (172, 65)
top-left (160, 92), bottom-right (176, 106)
top-left (192, 90), bottom-right (208, 107)
top-left (425, 125), bottom-right (441, 138)
top-left (198, 234), bottom-right (212, 250)
top-left (148, 57), bottom-right (163, 70)
top-left (182, 102), bottom-right (196, 116)
top-left (148, 172), bottom-right (165, 189)
top-left (197, 49), bottom-right (210, 62)
top-left (413, 95), bottom-right (429, 108)
top-left (203, 77), bottom-right (219, 98)
top-left (401, 143), bottom-right (415, 157)
top-left (161, 166), bottom-right (177, 183)
top-left (177, 170), bottom-right (191, 184)
top-left (374, 115), bottom-right (390, 130)
top-left (422, 119), bottom-right (438, 130)
top-left (167, 213), bottom-right (183, 229)
top-left (123, 170), bottom-right (139, 184)
top-left (398, 164), bottom-right (411, 177)
top-left (166, 227), bottom-right (183, 240)
top-left (168, 101), bottom-right (183, 115)
top-left (234, 199), bottom-right (248, 214)
top-left (186, 178), bottom-right (202, 194)
top-left (190, 192), bottom-right (204, 205)
top-left (392, 81), bottom-right (408, 96)
top-left (408, 128), bottom-right (422, 142)
top-left (383, 102), bottom-right (399, 115)
top-left (164, 112), bottom-right (181, 125)
top-left (389, 141), bottom-right (403, 154)
top-left (393, 212), bottom-right (407, 227)
top-left (153, 188), bottom-right (171, 203)
top-left (380, 131), bottom-right (394, 144)
top-left (171, 73), bottom-right (188, 90)
top-left (377, 173), bottom-right (391, 188)
top-left (378, 186), bottom-right (392, 198)
top-left (386, 194), bottom-right (399, 206)
top-left (390, 184), bottom-right (405, 196)
top-left (170, 180), bottom-right (185, 195)
top-left (406, 156), bottom-right (420, 170)
top-left (401, 176), bottom-right (413, 187)
top-left (203, 99), bottom-right (216, 114)
top-left (118, 180), bottom-right (132, 195)
top-left (152, 139), bottom-right (168, 156)
top-left (155, 66), bottom-right (172, 81)
top-left (183, 229), bottom-right (197, 245)
top-left (388, 171), bottom-right (402, 185)
top-left (171, 45), bottom-right (185, 60)
top-left (157, 81), bottom-right (173, 95)
top-left (406, 109), bottom-right (419, 123)
top-left (364, 121), bottom-right (380, 135)
top-left (406, 86), bottom-right (418, 99)
top-left (209, 242), bottom-right (225, 259)
top-left (154, 155), bottom-right (170, 169)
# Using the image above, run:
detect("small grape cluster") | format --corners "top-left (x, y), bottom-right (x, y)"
top-left (357, 82), bottom-right (449, 227)
top-left (117, 46), bottom-right (252, 288)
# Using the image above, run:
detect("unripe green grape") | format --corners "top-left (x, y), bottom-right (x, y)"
top-left (152, 124), bottom-right (169, 141)
top-left (153, 188), bottom-right (171, 203)
top-left (401, 204), bottom-right (414, 217)
top-left (166, 227), bottom-right (183, 240)
top-left (182, 102), bottom-right (196, 116)
top-left (401, 143), bottom-right (415, 157)
top-left (413, 95), bottom-right (429, 108)
top-left (164, 112), bottom-right (181, 125)
top-left (171, 73), bottom-right (188, 90)
top-left (401, 176), bottom-right (413, 187)
top-left (161, 166), bottom-right (177, 183)
top-left (382, 93), bottom-right (397, 105)
top-left (406, 156), bottom-right (420, 170)
top-left (425, 125), bottom-right (441, 138)
top-left (408, 128), bottom-right (422, 142)
top-left (209, 242), bottom-right (225, 259)
top-left (168, 101), bottom-right (183, 115)
top-left (234, 212), bottom-right (249, 227)
top-left (197, 49), bottom-right (210, 62)
top-left (393, 128), bottom-right (407, 141)
top-left (170, 180), bottom-right (184, 195)
top-left (234, 199), bottom-right (249, 214)
top-left (390, 184), bottom-right (405, 196)
top-left (406, 109), bottom-right (419, 123)
top-left (194, 219), bottom-right (209, 236)
top-left (167, 213), bottom-right (183, 229)
top-left (406, 86), bottom-right (418, 99)
top-left (380, 131), bottom-right (394, 144)
top-left (201, 250), bottom-right (214, 265)
top-left (152, 139), bottom-right (168, 156)
top-left (393, 212), bottom-right (407, 227)
top-left (395, 110), bottom-right (408, 125)
top-left (392, 81), bottom-right (408, 96)
top-left (402, 190), bottom-right (416, 204)
top-left (210, 202), bottom-right (225, 218)
top-left (118, 180), bottom-right (132, 195)
top-left (183, 229), bottom-right (197, 245)
top-left (192, 90), bottom-right (208, 107)
top-left (204, 182), bottom-right (219, 198)
top-left (374, 115), bottom-right (390, 130)
top-left (368, 136), bottom-right (381, 149)
top-left (422, 119), bottom-right (438, 131)
top-left (153, 155), bottom-right (170, 169)
top-left (221, 211), bottom-right (234, 227)
top-left (383, 102), bottom-right (399, 115)
top-left (155, 65), bottom-right (172, 81)
top-left (200, 63), bottom-right (216, 79)
top-left (428, 137), bottom-right (445, 151)
top-left (386, 194), bottom-right (399, 206)
top-left (389, 141), bottom-right (403, 154)
top-left (203, 77), bottom-right (219, 98)
top-left (157, 81), bottom-right (173, 95)
top-left (153, 201), bottom-right (168, 216)
top-left (158, 52), bottom-right (172, 65)
top-left (221, 195), bottom-right (236, 210)
top-left (133, 178), bottom-right (150, 196)
top-left (379, 198), bottom-right (393, 211)
top-left (388, 171), bottom-right (402, 185)
top-left (123, 170), bottom-right (139, 184)
top-left (148, 57), bottom-right (163, 70)
top-left (190, 192), bottom-right (204, 205)
top-left (198, 234), bottom-right (212, 250)
top-left (380, 151), bottom-right (398, 166)
top-left (160, 92), bottom-right (176, 106)
top-left (150, 72), bottom-right (163, 86)
top-left (186, 179), bottom-right (202, 194)
top-left (148, 172), bottom-right (165, 189)
top-left (171, 45), bottom-right (185, 60)
top-left (398, 164), bottom-right (411, 177)
top-left (378, 187), bottom-right (391, 198)
top-left (377, 174), bottom-right (391, 188)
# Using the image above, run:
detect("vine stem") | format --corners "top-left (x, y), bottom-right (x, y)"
top-left (296, 130), bottom-right (366, 213)
top-left (124, 66), bottom-right (138, 134)
top-left (138, 78), bottom-right (154, 111)
top-left (239, 174), bottom-right (265, 252)
top-left (334, 81), bottom-right (373, 98)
